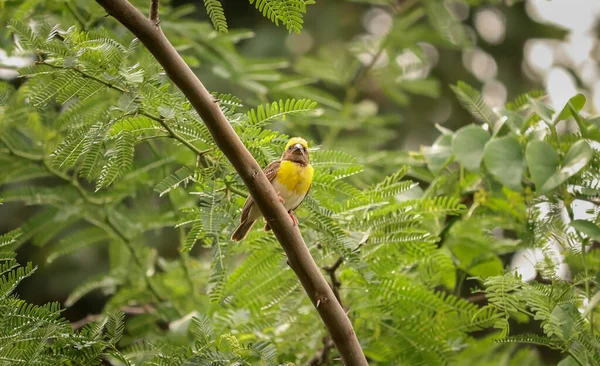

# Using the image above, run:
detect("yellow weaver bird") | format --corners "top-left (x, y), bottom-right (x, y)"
top-left (231, 137), bottom-right (314, 241)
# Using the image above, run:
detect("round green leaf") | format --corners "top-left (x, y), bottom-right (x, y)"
top-left (541, 140), bottom-right (592, 192)
top-left (501, 109), bottom-right (526, 133)
top-left (555, 94), bottom-right (586, 122)
top-left (452, 125), bottom-right (489, 171)
top-left (483, 136), bottom-right (524, 191)
top-left (529, 97), bottom-right (555, 126)
top-left (525, 140), bottom-right (559, 193)
top-left (424, 134), bottom-right (453, 173)
top-left (571, 219), bottom-right (600, 242)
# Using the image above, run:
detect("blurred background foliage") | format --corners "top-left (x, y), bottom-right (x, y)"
top-left (1, 0), bottom-right (600, 364)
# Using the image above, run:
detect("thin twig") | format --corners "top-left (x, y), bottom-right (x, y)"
top-left (138, 110), bottom-right (209, 157)
top-left (37, 61), bottom-right (129, 93)
top-left (71, 314), bottom-right (102, 330)
top-left (65, 3), bottom-right (88, 30)
top-left (308, 337), bottom-right (335, 366)
top-left (324, 257), bottom-right (344, 306)
top-left (149, 0), bottom-right (159, 24)
top-left (71, 305), bottom-right (156, 330)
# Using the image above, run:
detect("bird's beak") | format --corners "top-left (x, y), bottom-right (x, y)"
top-left (292, 144), bottom-right (304, 153)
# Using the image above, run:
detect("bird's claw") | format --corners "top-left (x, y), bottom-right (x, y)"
top-left (277, 191), bottom-right (285, 203)
top-left (289, 212), bottom-right (298, 226)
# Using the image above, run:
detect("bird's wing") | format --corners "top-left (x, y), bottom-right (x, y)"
top-left (290, 182), bottom-right (311, 212)
top-left (239, 160), bottom-right (281, 222)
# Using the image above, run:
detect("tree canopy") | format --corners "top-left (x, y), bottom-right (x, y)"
top-left (1, 0), bottom-right (600, 365)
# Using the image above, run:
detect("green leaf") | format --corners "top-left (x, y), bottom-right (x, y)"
top-left (245, 98), bottom-right (317, 127)
top-left (540, 140), bottom-right (592, 192)
top-left (501, 109), bottom-right (526, 133)
top-left (570, 105), bottom-right (600, 142)
top-left (452, 125), bottom-right (489, 171)
top-left (96, 130), bottom-right (135, 190)
top-left (528, 97), bottom-right (555, 126)
top-left (424, 134), bottom-right (453, 173)
top-left (483, 136), bottom-right (524, 191)
top-left (555, 94), bottom-right (585, 122)
top-left (204, 0), bottom-right (228, 33)
top-left (525, 140), bottom-right (559, 193)
top-left (571, 220), bottom-right (600, 241)
top-left (154, 166), bottom-right (197, 197)
top-left (450, 81), bottom-right (496, 125)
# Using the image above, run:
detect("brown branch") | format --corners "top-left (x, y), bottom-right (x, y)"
top-left (309, 258), bottom-right (346, 365)
top-left (94, 1), bottom-right (366, 364)
top-left (309, 337), bottom-right (336, 366)
top-left (149, 0), bottom-right (159, 24)
top-left (324, 257), bottom-right (344, 306)
top-left (71, 305), bottom-right (157, 330)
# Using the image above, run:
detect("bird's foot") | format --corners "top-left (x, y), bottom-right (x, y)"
top-left (289, 211), bottom-right (298, 226)
top-left (277, 191), bottom-right (285, 203)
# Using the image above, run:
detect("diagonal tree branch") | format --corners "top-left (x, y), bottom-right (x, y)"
top-left (94, 1), bottom-right (367, 364)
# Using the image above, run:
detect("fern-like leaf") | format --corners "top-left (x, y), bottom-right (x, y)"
top-left (245, 98), bottom-right (317, 127)
top-left (96, 130), bottom-right (135, 190)
top-left (451, 81), bottom-right (497, 125)
top-left (154, 166), bottom-right (197, 197)
top-left (46, 227), bottom-right (108, 264)
top-left (204, 0), bottom-right (228, 33)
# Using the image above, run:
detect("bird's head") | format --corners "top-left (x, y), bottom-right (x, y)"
top-left (282, 137), bottom-right (310, 165)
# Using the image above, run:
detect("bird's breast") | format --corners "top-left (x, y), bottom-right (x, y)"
top-left (275, 161), bottom-right (314, 194)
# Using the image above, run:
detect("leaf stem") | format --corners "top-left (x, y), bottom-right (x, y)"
top-left (65, 3), bottom-right (89, 30)
top-left (565, 199), bottom-right (594, 336)
top-left (37, 61), bottom-right (130, 93)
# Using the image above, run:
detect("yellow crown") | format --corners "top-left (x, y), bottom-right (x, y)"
top-left (285, 137), bottom-right (308, 150)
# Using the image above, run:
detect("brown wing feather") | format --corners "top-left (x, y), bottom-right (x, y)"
top-left (239, 160), bottom-right (281, 222)
top-left (290, 182), bottom-right (311, 212)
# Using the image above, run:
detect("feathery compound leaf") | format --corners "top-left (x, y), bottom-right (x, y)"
top-left (310, 150), bottom-right (360, 168)
top-left (506, 89), bottom-right (546, 111)
top-left (204, 0), bottom-right (228, 33)
top-left (65, 274), bottom-right (121, 307)
top-left (207, 242), bottom-right (230, 304)
top-left (212, 93), bottom-right (243, 110)
top-left (0, 262), bottom-right (36, 299)
top-left (97, 130), bottom-right (135, 190)
top-left (246, 98), bottom-right (317, 126)
top-left (0, 229), bottom-right (22, 250)
top-left (79, 122), bottom-right (109, 181)
top-left (249, 0), bottom-right (313, 33)
top-left (191, 315), bottom-right (214, 349)
top-left (451, 81), bottom-right (497, 125)
top-left (155, 166), bottom-right (197, 197)
top-left (399, 196), bottom-right (466, 216)
top-left (424, 0), bottom-right (473, 48)
top-left (46, 227), bottom-right (108, 264)
top-left (110, 115), bottom-right (163, 137)
top-left (106, 312), bottom-right (125, 345)
top-left (51, 128), bottom-right (87, 169)
top-left (370, 167), bottom-right (417, 200)
top-left (252, 341), bottom-right (277, 364)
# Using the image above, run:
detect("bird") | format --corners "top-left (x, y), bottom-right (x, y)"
top-left (231, 137), bottom-right (314, 241)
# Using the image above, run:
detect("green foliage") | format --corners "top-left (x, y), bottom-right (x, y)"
top-left (1, 1), bottom-right (598, 365)
top-left (203, 0), bottom-right (228, 33)
top-left (248, 0), bottom-right (314, 33)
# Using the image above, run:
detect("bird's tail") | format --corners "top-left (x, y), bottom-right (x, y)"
top-left (231, 219), bottom-right (256, 241)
